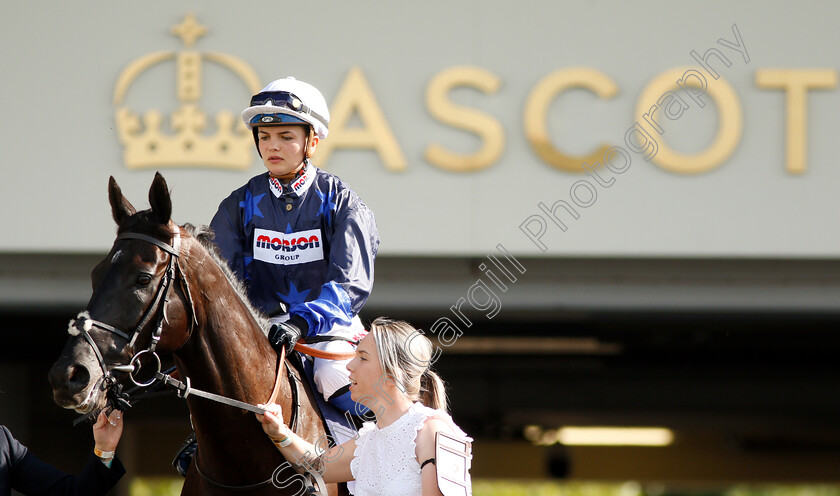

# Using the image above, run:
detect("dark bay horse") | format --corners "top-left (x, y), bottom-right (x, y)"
top-left (48, 173), bottom-right (343, 495)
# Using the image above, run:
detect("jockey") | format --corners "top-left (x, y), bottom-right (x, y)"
top-left (212, 76), bottom-right (379, 413)
top-left (173, 77), bottom-right (379, 476)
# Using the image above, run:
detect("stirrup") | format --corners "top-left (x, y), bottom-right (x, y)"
top-left (171, 432), bottom-right (197, 478)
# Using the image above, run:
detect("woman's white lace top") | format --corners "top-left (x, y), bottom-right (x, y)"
top-left (350, 402), bottom-right (467, 496)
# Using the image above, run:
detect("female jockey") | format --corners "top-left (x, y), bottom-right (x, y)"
top-left (173, 76), bottom-right (379, 477)
top-left (211, 76), bottom-right (379, 414)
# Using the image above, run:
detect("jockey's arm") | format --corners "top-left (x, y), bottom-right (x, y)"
top-left (288, 202), bottom-right (378, 337)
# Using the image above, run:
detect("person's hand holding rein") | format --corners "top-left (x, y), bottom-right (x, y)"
top-left (254, 403), bottom-right (354, 483)
top-left (92, 409), bottom-right (123, 464)
top-left (255, 403), bottom-right (289, 441)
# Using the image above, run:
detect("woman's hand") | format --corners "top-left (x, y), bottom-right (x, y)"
top-left (255, 403), bottom-right (290, 440)
top-left (255, 403), bottom-right (355, 483)
top-left (92, 409), bottom-right (123, 453)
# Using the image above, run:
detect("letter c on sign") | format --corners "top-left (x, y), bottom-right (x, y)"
top-left (524, 68), bottom-right (619, 172)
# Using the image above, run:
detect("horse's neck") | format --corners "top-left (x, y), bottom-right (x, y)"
top-left (171, 246), bottom-right (289, 484)
top-left (172, 241), bottom-right (336, 494)
top-left (174, 247), bottom-right (278, 420)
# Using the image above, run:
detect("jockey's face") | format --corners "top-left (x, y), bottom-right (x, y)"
top-left (257, 125), bottom-right (317, 177)
top-left (346, 333), bottom-right (382, 403)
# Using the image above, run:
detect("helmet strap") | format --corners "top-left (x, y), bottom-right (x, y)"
top-left (304, 128), bottom-right (315, 159)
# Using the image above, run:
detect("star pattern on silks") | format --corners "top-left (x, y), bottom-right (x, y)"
top-left (317, 190), bottom-right (337, 227)
top-left (239, 190), bottom-right (266, 226)
top-left (277, 281), bottom-right (310, 306)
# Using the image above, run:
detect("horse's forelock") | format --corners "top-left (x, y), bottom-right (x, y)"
top-left (116, 209), bottom-right (174, 240)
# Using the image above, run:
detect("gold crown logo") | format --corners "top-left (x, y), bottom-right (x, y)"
top-left (114, 13), bottom-right (261, 170)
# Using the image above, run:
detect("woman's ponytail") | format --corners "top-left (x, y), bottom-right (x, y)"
top-left (420, 369), bottom-right (448, 412)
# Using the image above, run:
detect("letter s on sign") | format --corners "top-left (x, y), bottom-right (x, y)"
top-left (425, 66), bottom-right (505, 173)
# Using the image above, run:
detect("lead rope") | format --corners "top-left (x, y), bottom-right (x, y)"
top-left (185, 345), bottom-right (306, 491)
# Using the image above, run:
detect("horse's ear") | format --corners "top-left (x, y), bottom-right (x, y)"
top-left (108, 176), bottom-right (136, 225)
top-left (148, 172), bottom-right (172, 224)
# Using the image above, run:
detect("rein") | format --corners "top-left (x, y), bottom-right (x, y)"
top-left (140, 347), bottom-right (293, 417)
top-left (185, 348), bottom-right (304, 492)
top-left (294, 340), bottom-right (356, 361)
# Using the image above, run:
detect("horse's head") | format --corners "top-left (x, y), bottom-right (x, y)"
top-left (48, 173), bottom-right (195, 414)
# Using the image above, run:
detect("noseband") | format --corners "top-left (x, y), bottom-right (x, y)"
top-left (69, 229), bottom-right (198, 393)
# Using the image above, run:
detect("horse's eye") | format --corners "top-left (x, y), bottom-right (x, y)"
top-left (137, 274), bottom-right (153, 286)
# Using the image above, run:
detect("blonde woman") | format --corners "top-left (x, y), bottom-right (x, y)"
top-left (174, 76), bottom-right (379, 476)
top-left (256, 317), bottom-right (472, 496)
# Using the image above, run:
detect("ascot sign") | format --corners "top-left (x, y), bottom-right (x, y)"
top-left (116, 17), bottom-right (835, 176)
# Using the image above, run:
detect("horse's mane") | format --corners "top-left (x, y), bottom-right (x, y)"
top-left (183, 223), bottom-right (271, 336)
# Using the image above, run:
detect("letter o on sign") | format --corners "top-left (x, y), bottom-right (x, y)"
top-left (636, 66), bottom-right (742, 174)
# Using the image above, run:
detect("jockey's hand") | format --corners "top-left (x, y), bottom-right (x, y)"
top-left (255, 403), bottom-right (290, 440)
top-left (268, 315), bottom-right (307, 354)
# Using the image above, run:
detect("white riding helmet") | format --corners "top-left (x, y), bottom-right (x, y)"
top-left (241, 77), bottom-right (330, 139)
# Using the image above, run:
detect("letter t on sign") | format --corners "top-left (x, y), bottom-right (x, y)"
top-left (756, 69), bottom-right (837, 174)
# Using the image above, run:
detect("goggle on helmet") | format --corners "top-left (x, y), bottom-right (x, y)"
top-left (241, 77), bottom-right (330, 139)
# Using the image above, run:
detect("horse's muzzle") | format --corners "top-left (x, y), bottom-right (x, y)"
top-left (48, 360), bottom-right (97, 411)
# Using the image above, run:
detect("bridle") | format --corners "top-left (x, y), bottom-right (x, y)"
top-left (68, 229), bottom-right (198, 394)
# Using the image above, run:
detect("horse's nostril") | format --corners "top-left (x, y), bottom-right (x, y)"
top-left (67, 364), bottom-right (90, 389)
